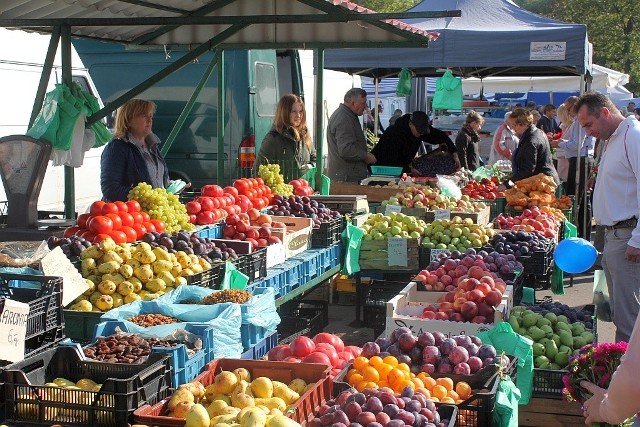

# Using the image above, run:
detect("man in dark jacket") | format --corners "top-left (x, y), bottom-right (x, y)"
top-left (371, 111), bottom-right (460, 173)
top-left (537, 104), bottom-right (560, 137)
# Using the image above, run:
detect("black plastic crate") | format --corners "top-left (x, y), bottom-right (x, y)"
top-left (0, 273), bottom-right (64, 360)
top-left (277, 300), bottom-right (328, 344)
top-left (185, 262), bottom-right (225, 288)
top-left (311, 216), bottom-right (344, 248)
top-left (518, 240), bottom-right (555, 276)
top-left (359, 279), bottom-right (410, 308)
top-left (2, 345), bottom-right (172, 426)
top-left (363, 304), bottom-right (386, 340)
top-left (437, 372), bottom-right (500, 427)
top-left (500, 270), bottom-right (525, 305)
top-left (235, 247), bottom-right (268, 284)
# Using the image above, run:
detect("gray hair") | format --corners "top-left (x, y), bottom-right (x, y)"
top-left (344, 88), bottom-right (367, 103)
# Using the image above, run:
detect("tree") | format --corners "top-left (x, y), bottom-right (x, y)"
top-left (354, 0), bottom-right (420, 12)
top-left (514, 0), bottom-right (639, 96)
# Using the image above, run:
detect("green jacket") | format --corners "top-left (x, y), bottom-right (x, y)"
top-left (256, 127), bottom-right (316, 182)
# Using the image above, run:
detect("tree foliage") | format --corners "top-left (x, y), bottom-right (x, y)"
top-left (515, 0), bottom-right (639, 96)
top-left (354, 0), bottom-right (420, 12)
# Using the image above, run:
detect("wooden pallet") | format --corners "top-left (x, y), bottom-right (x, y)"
top-left (519, 397), bottom-right (585, 427)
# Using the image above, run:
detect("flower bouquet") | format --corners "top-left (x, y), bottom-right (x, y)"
top-left (563, 342), bottom-right (632, 427)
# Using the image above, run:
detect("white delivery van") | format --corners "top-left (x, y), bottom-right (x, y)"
top-left (0, 28), bottom-right (105, 215)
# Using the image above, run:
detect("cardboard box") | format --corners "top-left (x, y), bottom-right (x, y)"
top-left (384, 282), bottom-right (513, 337)
top-left (270, 216), bottom-right (313, 258)
top-left (375, 205), bottom-right (491, 225)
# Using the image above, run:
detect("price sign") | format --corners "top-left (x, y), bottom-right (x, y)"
top-left (41, 246), bottom-right (90, 306)
top-left (429, 248), bottom-right (450, 262)
top-left (0, 299), bottom-right (29, 362)
top-left (434, 209), bottom-right (451, 220)
top-left (387, 237), bottom-right (408, 267)
top-left (384, 204), bottom-right (402, 215)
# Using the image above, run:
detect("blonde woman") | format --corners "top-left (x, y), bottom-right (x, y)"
top-left (488, 111), bottom-right (519, 165)
top-left (554, 104), bottom-right (571, 182)
top-left (100, 99), bottom-right (169, 202)
top-left (256, 94), bottom-right (316, 182)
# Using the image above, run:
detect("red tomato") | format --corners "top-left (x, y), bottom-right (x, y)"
top-left (189, 214), bottom-right (197, 224)
top-left (109, 230), bottom-right (127, 244)
top-left (80, 230), bottom-right (96, 241)
top-left (101, 202), bottom-right (119, 215)
top-left (313, 332), bottom-right (345, 353)
top-left (186, 201), bottom-right (202, 215)
top-left (114, 201), bottom-right (129, 212)
top-left (120, 226), bottom-right (137, 243)
top-left (131, 223), bottom-right (147, 239)
top-left (118, 212), bottom-right (135, 228)
top-left (197, 197), bottom-right (214, 212)
top-left (223, 206), bottom-right (236, 216)
top-left (201, 184), bottom-right (224, 198)
top-left (63, 226), bottom-right (81, 238)
top-left (299, 178), bottom-right (309, 187)
top-left (289, 336), bottom-right (316, 358)
top-left (131, 212), bottom-right (144, 224)
top-left (89, 201), bottom-right (106, 216)
top-left (224, 186), bottom-right (239, 197)
top-left (126, 200), bottom-right (141, 213)
top-left (144, 222), bottom-right (156, 233)
top-left (249, 178), bottom-right (259, 189)
top-left (197, 211), bottom-right (215, 225)
top-left (77, 213), bottom-right (92, 229)
top-left (93, 233), bottom-right (111, 244)
top-left (140, 212), bottom-right (151, 223)
top-left (88, 215), bottom-right (113, 234)
top-left (150, 220), bottom-right (166, 232)
top-left (290, 179), bottom-right (302, 189)
top-left (256, 177), bottom-right (264, 186)
top-left (105, 213), bottom-right (122, 230)
top-left (216, 196), bottom-right (227, 208)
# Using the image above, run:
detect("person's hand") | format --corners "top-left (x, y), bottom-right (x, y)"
top-left (549, 140), bottom-right (560, 149)
top-left (366, 153), bottom-right (377, 165)
top-left (300, 163), bottom-right (313, 172)
top-left (452, 153), bottom-right (461, 171)
top-left (624, 245), bottom-right (640, 262)
top-left (580, 381), bottom-right (607, 424)
top-left (586, 177), bottom-right (596, 191)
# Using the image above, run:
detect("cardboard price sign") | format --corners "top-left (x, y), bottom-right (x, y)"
top-left (0, 299), bottom-right (30, 362)
top-left (429, 248), bottom-right (450, 262)
top-left (41, 246), bottom-right (90, 306)
top-left (384, 204), bottom-right (402, 215)
top-left (434, 209), bottom-right (451, 220)
top-left (387, 238), bottom-right (408, 267)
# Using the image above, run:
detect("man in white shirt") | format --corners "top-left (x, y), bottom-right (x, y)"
top-left (575, 92), bottom-right (640, 343)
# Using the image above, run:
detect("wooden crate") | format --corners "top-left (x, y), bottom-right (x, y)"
top-left (424, 205), bottom-right (491, 225)
top-left (330, 182), bottom-right (401, 202)
top-left (519, 397), bottom-right (585, 427)
top-left (358, 238), bottom-right (420, 270)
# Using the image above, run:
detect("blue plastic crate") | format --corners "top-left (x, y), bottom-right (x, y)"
top-left (329, 243), bottom-right (343, 268)
top-left (318, 246), bottom-right (333, 272)
top-left (240, 330), bottom-right (278, 360)
top-left (291, 252), bottom-right (318, 284)
top-left (252, 268), bottom-right (288, 297)
top-left (278, 259), bottom-right (302, 289)
top-left (195, 222), bottom-right (224, 239)
top-left (92, 321), bottom-right (212, 383)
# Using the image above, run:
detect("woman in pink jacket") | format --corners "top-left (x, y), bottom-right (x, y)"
top-left (581, 312), bottom-right (640, 425)
top-left (488, 112), bottom-right (518, 165)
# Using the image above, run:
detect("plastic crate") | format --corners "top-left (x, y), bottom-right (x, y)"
top-left (0, 272), bottom-right (64, 359)
top-left (329, 243), bottom-right (343, 268)
top-left (362, 304), bottom-right (386, 339)
top-left (370, 165), bottom-right (403, 176)
top-left (277, 259), bottom-right (303, 290)
top-left (359, 279), bottom-right (411, 309)
top-left (2, 345), bottom-right (171, 426)
top-left (241, 329), bottom-right (278, 360)
top-left (518, 240), bottom-right (555, 276)
top-left (292, 251), bottom-right (321, 283)
top-left (501, 270), bottom-right (525, 306)
top-left (476, 196), bottom-right (506, 221)
top-left (195, 222), bottom-right (223, 239)
top-left (92, 321), bottom-right (211, 388)
top-left (235, 247), bottom-right (268, 283)
top-left (278, 300), bottom-right (328, 344)
top-left (184, 262), bottom-right (224, 288)
top-left (311, 217), bottom-right (344, 248)
top-left (336, 291), bottom-right (356, 306)
top-left (63, 310), bottom-right (104, 344)
top-left (437, 373), bottom-right (501, 427)
top-left (133, 358), bottom-right (331, 427)
top-left (250, 268), bottom-right (288, 297)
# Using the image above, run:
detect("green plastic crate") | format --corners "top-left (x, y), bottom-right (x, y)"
top-left (63, 310), bottom-right (104, 343)
top-left (370, 165), bottom-right (403, 176)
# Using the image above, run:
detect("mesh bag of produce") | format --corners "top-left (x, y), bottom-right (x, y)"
top-left (412, 151), bottom-right (457, 177)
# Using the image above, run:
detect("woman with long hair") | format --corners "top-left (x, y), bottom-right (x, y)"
top-left (455, 110), bottom-right (484, 171)
top-left (256, 94), bottom-right (316, 182)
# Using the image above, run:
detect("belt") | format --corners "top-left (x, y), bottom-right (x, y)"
top-left (605, 218), bottom-right (638, 230)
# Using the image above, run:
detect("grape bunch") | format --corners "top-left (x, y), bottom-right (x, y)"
top-left (258, 163), bottom-right (293, 196)
top-left (128, 182), bottom-right (194, 233)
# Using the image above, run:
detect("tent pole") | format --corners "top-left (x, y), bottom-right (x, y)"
top-left (374, 78), bottom-right (379, 135)
top-left (61, 24), bottom-right (75, 219)
top-left (217, 50), bottom-right (225, 184)
top-left (314, 48), bottom-right (325, 193)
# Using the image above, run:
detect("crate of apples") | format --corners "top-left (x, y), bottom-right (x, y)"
top-left (222, 211), bottom-right (283, 248)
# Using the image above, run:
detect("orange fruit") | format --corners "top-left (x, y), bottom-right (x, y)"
top-left (397, 363), bottom-right (411, 373)
top-left (441, 396), bottom-right (456, 404)
top-left (347, 368), bottom-right (358, 379)
top-left (348, 373), bottom-right (364, 385)
top-left (432, 385), bottom-right (448, 400)
top-left (353, 356), bottom-right (369, 371)
top-left (398, 379), bottom-right (415, 390)
top-left (422, 376), bottom-right (437, 391)
top-left (369, 356), bottom-right (383, 368)
top-left (411, 378), bottom-right (425, 389)
top-left (417, 372), bottom-right (431, 383)
top-left (387, 368), bottom-right (405, 387)
top-left (378, 363), bottom-right (393, 379)
top-left (415, 387), bottom-right (431, 399)
top-left (430, 396), bottom-right (440, 402)
top-left (365, 381), bottom-right (379, 390)
top-left (383, 355), bottom-right (399, 367)
top-left (355, 380), bottom-right (369, 392)
top-left (435, 377), bottom-right (454, 392)
top-left (362, 366), bottom-right (380, 383)
top-left (447, 390), bottom-right (459, 401)
top-left (455, 381), bottom-right (472, 400)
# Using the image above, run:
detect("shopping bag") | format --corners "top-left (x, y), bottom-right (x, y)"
top-left (494, 377), bottom-right (521, 427)
top-left (396, 68), bottom-right (412, 96)
top-left (341, 223), bottom-right (364, 275)
top-left (221, 261), bottom-right (249, 290)
top-left (301, 167), bottom-right (331, 195)
top-left (593, 269), bottom-right (612, 322)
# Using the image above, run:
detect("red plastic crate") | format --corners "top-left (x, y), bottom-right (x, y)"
top-left (133, 359), bottom-right (332, 426)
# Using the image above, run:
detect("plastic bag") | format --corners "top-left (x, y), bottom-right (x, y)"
top-left (477, 321), bottom-right (533, 405)
top-left (159, 285), bottom-right (280, 331)
top-left (494, 377), bottom-right (521, 427)
top-left (593, 269), bottom-right (612, 322)
top-left (472, 166), bottom-right (494, 181)
top-left (341, 223), bottom-right (364, 275)
top-left (301, 167), bottom-right (331, 195)
top-left (221, 261), bottom-right (249, 290)
top-left (396, 68), bottom-right (412, 97)
top-left (436, 175), bottom-right (462, 200)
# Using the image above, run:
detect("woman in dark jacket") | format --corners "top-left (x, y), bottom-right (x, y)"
top-left (100, 99), bottom-right (170, 202)
top-left (256, 94), bottom-right (316, 182)
top-left (455, 110), bottom-right (484, 171)
top-left (505, 107), bottom-right (559, 185)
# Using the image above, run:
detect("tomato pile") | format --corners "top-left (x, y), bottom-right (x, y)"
top-left (64, 200), bottom-right (166, 244)
top-left (290, 178), bottom-right (315, 196)
top-left (461, 178), bottom-right (504, 200)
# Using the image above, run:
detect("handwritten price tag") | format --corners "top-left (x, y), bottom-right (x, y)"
top-left (434, 209), bottom-right (451, 220)
top-left (384, 204), bottom-right (402, 215)
top-left (0, 299), bottom-right (29, 362)
top-left (429, 248), bottom-right (450, 262)
top-left (41, 246), bottom-right (90, 306)
top-left (387, 237), bottom-right (408, 267)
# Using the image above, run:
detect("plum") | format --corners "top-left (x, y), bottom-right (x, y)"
top-left (432, 331), bottom-right (446, 346)
top-left (423, 399), bottom-right (436, 414)
top-left (367, 423), bottom-right (383, 427)
top-left (383, 404), bottom-right (400, 418)
top-left (333, 411), bottom-right (350, 426)
top-left (453, 335), bottom-right (472, 348)
top-left (375, 337), bottom-right (391, 351)
top-left (454, 362), bottom-right (471, 375)
top-left (361, 342), bottom-right (381, 358)
top-left (449, 346), bottom-right (469, 365)
top-left (344, 401), bottom-right (363, 421)
top-left (376, 411), bottom-right (391, 425)
top-left (408, 346), bottom-right (422, 363)
top-left (405, 400), bottom-right (422, 413)
top-left (401, 386), bottom-right (414, 399)
top-left (309, 418), bottom-right (323, 427)
top-left (468, 356), bottom-right (483, 373)
top-left (387, 344), bottom-right (401, 357)
top-left (422, 346), bottom-right (440, 364)
top-left (477, 344), bottom-right (497, 360)
top-left (391, 327), bottom-right (412, 343)
top-left (398, 333), bottom-right (417, 352)
top-left (356, 412), bottom-right (376, 426)
top-left (419, 408), bottom-right (434, 422)
top-left (412, 393), bottom-right (427, 408)
top-left (377, 392), bottom-right (396, 405)
top-left (466, 343), bottom-right (479, 357)
top-left (397, 354), bottom-right (412, 366)
top-left (440, 338), bottom-right (457, 356)
top-left (386, 420), bottom-right (404, 427)
top-left (436, 363), bottom-right (453, 374)
top-left (420, 363), bottom-right (436, 374)
top-left (396, 410), bottom-right (415, 426)
top-left (366, 396), bottom-right (383, 414)
top-left (417, 332), bottom-right (436, 348)
top-left (413, 413), bottom-right (428, 427)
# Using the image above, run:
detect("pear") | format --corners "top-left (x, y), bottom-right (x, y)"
top-left (185, 403), bottom-right (210, 427)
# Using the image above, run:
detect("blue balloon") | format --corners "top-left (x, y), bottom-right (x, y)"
top-left (553, 237), bottom-right (598, 274)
